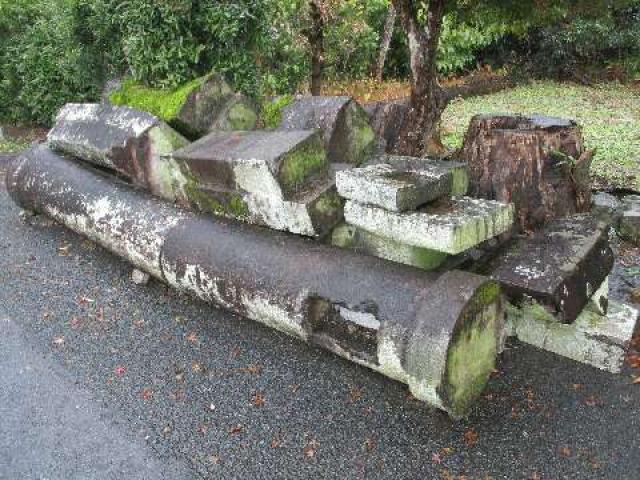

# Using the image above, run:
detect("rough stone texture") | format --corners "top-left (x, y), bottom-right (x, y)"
top-left (6, 148), bottom-right (504, 419)
top-left (332, 223), bottom-right (448, 270)
top-left (278, 96), bottom-right (375, 165)
top-left (171, 130), bottom-right (328, 200)
top-left (488, 215), bottom-right (614, 323)
top-left (47, 103), bottom-right (189, 190)
top-left (110, 73), bottom-right (258, 138)
top-left (368, 154), bottom-right (469, 197)
top-left (591, 191), bottom-right (623, 228)
top-left (507, 299), bottom-right (638, 373)
top-left (345, 197), bottom-right (514, 255)
top-left (336, 162), bottom-right (453, 212)
top-left (460, 114), bottom-right (592, 231)
top-left (363, 100), bottom-right (408, 152)
top-left (618, 195), bottom-right (640, 245)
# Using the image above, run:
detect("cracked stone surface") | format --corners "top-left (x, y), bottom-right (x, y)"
top-left (336, 163), bottom-right (453, 212)
top-left (344, 197), bottom-right (514, 255)
top-left (488, 215), bottom-right (614, 323)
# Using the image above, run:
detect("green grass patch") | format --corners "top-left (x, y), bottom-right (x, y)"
top-left (0, 138), bottom-right (30, 153)
top-left (442, 81), bottom-right (640, 190)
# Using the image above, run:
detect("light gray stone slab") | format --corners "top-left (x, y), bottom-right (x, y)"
top-left (336, 163), bottom-right (452, 212)
top-left (344, 197), bottom-right (514, 254)
top-left (507, 299), bottom-right (638, 373)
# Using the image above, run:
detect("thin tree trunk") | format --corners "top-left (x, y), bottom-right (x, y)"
top-left (391, 0), bottom-right (448, 157)
top-left (375, 3), bottom-right (396, 81)
top-left (308, 0), bottom-right (325, 96)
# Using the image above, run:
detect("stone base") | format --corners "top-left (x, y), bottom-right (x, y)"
top-left (344, 197), bottom-right (514, 255)
top-left (331, 224), bottom-right (448, 270)
top-left (506, 298), bottom-right (638, 373)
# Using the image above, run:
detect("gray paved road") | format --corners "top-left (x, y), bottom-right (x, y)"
top-left (1, 174), bottom-right (639, 479)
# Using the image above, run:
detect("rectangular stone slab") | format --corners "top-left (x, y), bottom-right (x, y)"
top-left (336, 163), bottom-right (453, 212)
top-left (47, 103), bottom-right (188, 187)
top-left (369, 154), bottom-right (469, 197)
top-left (171, 130), bottom-right (328, 200)
top-left (344, 197), bottom-right (514, 255)
top-left (489, 215), bottom-right (613, 323)
top-left (331, 224), bottom-right (448, 270)
top-left (507, 299), bottom-right (638, 373)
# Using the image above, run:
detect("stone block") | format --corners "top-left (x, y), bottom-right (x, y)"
top-left (109, 74), bottom-right (257, 138)
top-left (507, 299), bottom-right (638, 373)
top-left (591, 192), bottom-right (623, 228)
top-left (335, 162), bottom-right (453, 212)
top-left (171, 130), bottom-right (328, 201)
top-left (47, 103), bottom-right (189, 190)
top-left (368, 154), bottom-right (469, 197)
top-left (344, 197), bottom-right (514, 255)
top-left (489, 215), bottom-right (614, 323)
top-left (278, 96), bottom-right (375, 165)
top-left (331, 224), bottom-right (448, 270)
top-left (618, 195), bottom-right (640, 245)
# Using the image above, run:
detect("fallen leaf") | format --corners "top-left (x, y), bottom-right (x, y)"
top-left (208, 454), bottom-right (221, 465)
top-left (114, 365), bottom-right (126, 377)
top-left (52, 335), bottom-right (65, 347)
top-left (245, 364), bottom-right (262, 375)
top-left (140, 388), bottom-right (154, 401)
top-left (304, 439), bottom-right (319, 459)
top-left (230, 346), bottom-right (242, 358)
top-left (228, 424), bottom-right (243, 435)
top-left (70, 316), bottom-right (83, 329)
top-left (58, 243), bottom-right (71, 256)
top-left (571, 383), bottom-right (584, 391)
top-left (290, 384), bottom-right (300, 393)
top-left (271, 437), bottom-right (282, 448)
top-left (431, 452), bottom-right (442, 464)
top-left (77, 296), bottom-right (94, 306)
top-left (559, 446), bottom-right (572, 457)
top-left (191, 361), bottom-right (204, 373)
top-left (348, 385), bottom-right (364, 403)
top-left (186, 331), bottom-right (198, 343)
top-left (251, 392), bottom-right (265, 407)
top-left (583, 395), bottom-right (601, 407)
top-left (463, 428), bottom-right (478, 447)
top-left (197, 424), bottom-right (209, 435)
top-left (364, 437), bottom-right (376, 453)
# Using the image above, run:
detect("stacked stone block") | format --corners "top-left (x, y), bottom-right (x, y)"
top-left (333, 154), bottom-right (515, 270)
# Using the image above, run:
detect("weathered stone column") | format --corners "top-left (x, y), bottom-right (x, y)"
top-left (6, 146), bottom-right (504, 419)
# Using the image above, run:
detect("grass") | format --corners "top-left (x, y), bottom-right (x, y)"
top-left (0, 138), bottom-right (30, 153)
top-left (441, 81), bottom-right (640, 191)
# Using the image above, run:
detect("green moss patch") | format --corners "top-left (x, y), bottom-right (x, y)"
top-left (109, 75), bottom-right (212, 122)
top-left (227, 102), bottom-right (258, 131)
top-left (278, 135), bottom-right (328, 196)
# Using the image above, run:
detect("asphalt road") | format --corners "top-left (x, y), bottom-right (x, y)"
top-left (1, 171), bottom-right (639, 479)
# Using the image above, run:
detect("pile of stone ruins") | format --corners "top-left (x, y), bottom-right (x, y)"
top-left (6, 73), bottom-right (638, 418)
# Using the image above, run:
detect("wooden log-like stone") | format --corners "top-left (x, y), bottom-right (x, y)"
top-left (278, 96), bottom-right (376, 165)
top-left (6, 146), bottom-right (504, 419)
top-left (47, 103), bottom-right (189, 190)
top-left (486, 215), bottom-right (613, 323)
top-left (460, 114), bottom-right (593, 231)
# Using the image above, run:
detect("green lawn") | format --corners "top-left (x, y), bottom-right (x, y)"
top-left (442, 81), bottom-right (640, 191)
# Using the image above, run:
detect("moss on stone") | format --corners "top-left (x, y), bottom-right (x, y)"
top-left (227, 101), bottom-right (258, 131)
top-left (109, 75), bottom-right (212, 122)
top-left (278, 134), bottom-right (328, 195)
top-left (331, 223), bottom-right (357, 248)
top-left (262, 95), bottom-right (294, 129)
top-left (349, 110), bottom-right (376, 166)
top-left (314, 190), bottom-right (343, 216)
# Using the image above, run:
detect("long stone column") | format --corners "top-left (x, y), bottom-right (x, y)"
top-left (6, 146), bottom-right (504, 419)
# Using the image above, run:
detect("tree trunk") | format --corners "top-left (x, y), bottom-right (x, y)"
top-left (375, 4), bottom-right (396, 81)
top-left (308, 0), bottom-right (324, 96)
top-left (391, 0), bottom-right (448, 157)
top-left (460, 114), bottom-right (593, 231)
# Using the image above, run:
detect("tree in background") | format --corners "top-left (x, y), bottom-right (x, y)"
top-left (306, 0), bottom-right (325, 95)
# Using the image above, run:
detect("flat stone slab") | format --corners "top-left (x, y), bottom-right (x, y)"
top-left (489, 215), bottom-right (614, 323)
top-left (278, 96), bottom-right (375, 165)
top-left (336, 163), bottom-right (453, 212)
top-left (368, 154), bottom-right (469, 197)
top-left (344, 197), bottom-right (514, 255)
top-left (171, 130), bottom-right (328, 200)
top-left (332, 223), bottom-right (448, 270)
top-left (47, 103), bottom-right (188, 187)
top-left (507, 299), bottom-right (638, 373)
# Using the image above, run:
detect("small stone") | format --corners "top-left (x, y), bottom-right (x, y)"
top-left (332, 223), bottom-right (448, 270)
top-left (591, 192), bottom-right (623, 227)
top-left (617, 195), bottom-right (640, 245)
top-left (507, 300), bottom-right (639, 373)
top-left (131, 268), bottom-right (150, 285)
top-left (336, 162), bottom-right (453, 212)
top-left (344, 197), bottom-right (514, 255)
top-left (278, 96), bottom-right (375, 165)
